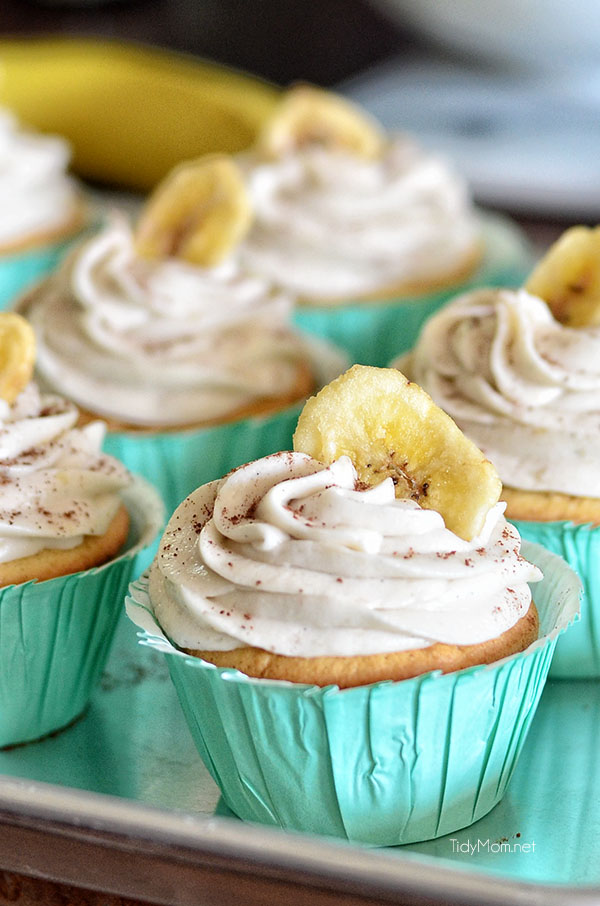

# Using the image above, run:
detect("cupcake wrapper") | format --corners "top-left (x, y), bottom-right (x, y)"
top-left (0, 236), bottom-right (78, 311)
top-left (512, 519), bottom-right (600, 678)
top-left (102, 336), bottom-right (347, 522)
top-left (127, 541), bottom-right (580, 846)
top-left (104, 406), bottom-right (300, 530)
top-left (0, 477), bottom-right (164, 748)
top-left (293, 212), bottom-right (533, 367)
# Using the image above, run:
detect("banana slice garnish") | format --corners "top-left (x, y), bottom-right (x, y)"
top-left (293, 364), bottom-right (501, 541)
top-left (135, 154), bottom-right (252, 267)
top-left (257, 84), bottom-right (384, 160)
top-left (0, 313), bottom-right (36, 405)
top-left (525, 225), bottom-right (600, 327)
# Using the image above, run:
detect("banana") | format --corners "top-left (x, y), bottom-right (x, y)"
top-left (0, 313), bottom-right (36, 404)
top-left (135, 155), bottom-right (252, 266)
top-left (0, 38), bottom-right (279, 191)
top-left (256, 84), bottom-right (384, 160)
top-left (525, 226), bottom-right (600, 327)
top-left (293, 365), bottom-right (501, 541)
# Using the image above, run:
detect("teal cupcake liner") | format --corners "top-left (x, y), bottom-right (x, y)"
top-left (0, 476), bottom-right (164, 748)
top-left (0, 234), bottom-right (81, 311)
top-left (102, 337), bottom-right (347, 520)
top-left (292, 211), bottom-right (534, 367)
top-left (104, 406), bottom-right (300, 528)
top-left (512, 519), bottom-right (600, 678)
top-left (126, 541), bottom-right (580, 846)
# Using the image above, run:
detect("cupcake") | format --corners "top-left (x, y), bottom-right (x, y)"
top-left (0, 312), bottom-right (163, 747)
top-left (235, 85), bottom-right (533, 366)
top-left (18, 155), bottom-right (345, 515)
top-left (0, 109), bottom-right (87, 309)
top-left (402, 226), bottom-right (600, 677)
top-left (127, 365), bottom-right (579, 845)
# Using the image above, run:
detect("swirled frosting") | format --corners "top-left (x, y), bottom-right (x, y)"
top-left (23, 215), bottom-right (313, 427)
top-left (237, 136), bottom-right (480, 303)
top-left (0, 382), bottom-right (131, 564)
top-left (403, 287), bottom-right (600, 496)
top-left (149, 452), bottom-right (540, 656)
top-left (0, 109), bottom-right (81, 248)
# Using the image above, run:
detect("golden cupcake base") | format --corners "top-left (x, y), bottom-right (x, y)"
top-left (184, 600), bottom-right (539, 688)
top-left (503, 486), bottom-right (600, 526)
top-left (0, 504), bottom-right (130, 587)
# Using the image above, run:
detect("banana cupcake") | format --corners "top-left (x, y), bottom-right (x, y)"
top-left (402, 226), bottom-right (600, 677)
top-left (19, 155), bottom-right (344, 514)
top-left (0, 108), bottom-right (87, 308)
top-left (128, 365), bottom-right (578, 845)
top-left (0, 313), bottom-right (163, 746)
top-left (236, 85), bottom-right (533, 365)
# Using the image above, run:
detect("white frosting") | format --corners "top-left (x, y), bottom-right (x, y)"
top-left (24, 215), bottom-right (312, 427)
top-left (0, 382), bottom-right (131, 564)
top-left (0, 109), bottom-right (80, 246)
top-left (404, 287), bottom-right (600, 496)
top-left (149, 452), bottom-right (540, 657)
top-left (237, 137), bottom-right (479, 303)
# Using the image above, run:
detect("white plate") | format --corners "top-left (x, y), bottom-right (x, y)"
top-left (343, 55), bottom-right (600, 218)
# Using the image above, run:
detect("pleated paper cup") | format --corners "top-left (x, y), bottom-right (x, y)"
top-left (126, 541), bottom-right (579, 846)
top-left (512, 520), bottom-right (600, 678)
top-left (0, 235), bottom-right (80, 311)
top-left (292, 212), bottom-right (533, 367)
top-left (103, 337), bottom-right (347, 520)
top-left (0, 476), bottom-right (164, 748)
top-left (104, 406), bottom-right (300, 528)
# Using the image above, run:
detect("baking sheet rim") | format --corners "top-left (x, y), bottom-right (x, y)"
top-left (0, 774), bottom-right (597, 906)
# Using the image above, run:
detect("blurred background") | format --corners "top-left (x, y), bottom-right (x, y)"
top-left (0, 0), bottom-right (406, 88)
top-left (0, 0), bottom-right (598, 228)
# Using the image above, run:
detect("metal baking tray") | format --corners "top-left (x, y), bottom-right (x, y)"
top-left (0, 612), bottom-right (599, 906)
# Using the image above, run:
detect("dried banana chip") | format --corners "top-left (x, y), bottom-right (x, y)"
top-left (257, 84), bottom-right (384, 160)
top-left (293, 364), bottom-right (501, 541)
top-left (135, 154), bottom-right (252, 267)
top-left (525, 225), bottom-right (600, 327)
top-left (0, 313), bottom-right (36, 405)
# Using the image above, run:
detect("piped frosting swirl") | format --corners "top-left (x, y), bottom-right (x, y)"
top-left (0, 382), bottom-right (131, 564)
top-left (149, 451), bottom-right (540, 657)
top-left (237, 137), bottom-right (480, 303)
top-left (0, 109), bottom-right (80, 247)
top-left (24, 215), bottom-right (312, 427)
top-left (404, 287), bottom-right (600, 496)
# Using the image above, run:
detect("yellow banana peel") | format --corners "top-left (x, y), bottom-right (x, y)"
top-left (0, 37), bottom-right (279, 191)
